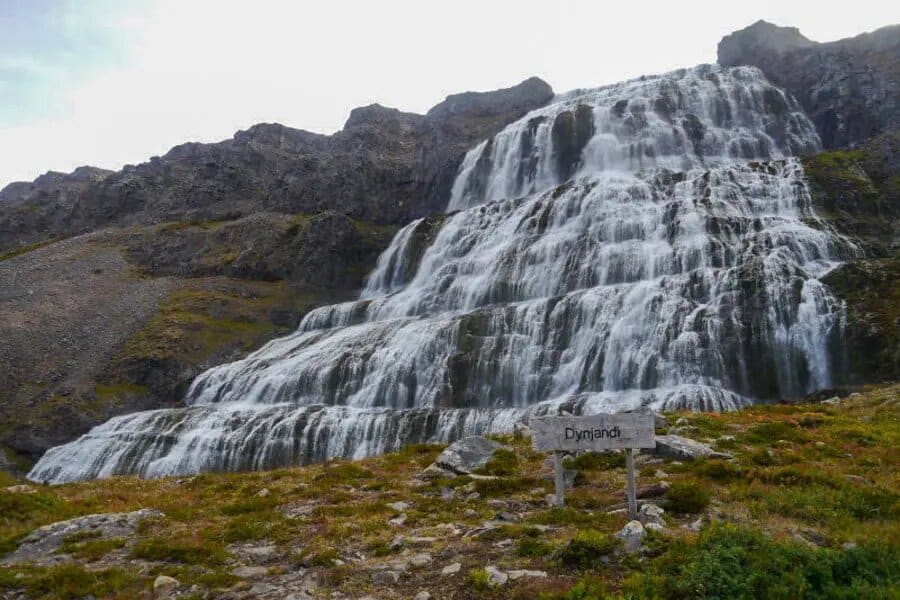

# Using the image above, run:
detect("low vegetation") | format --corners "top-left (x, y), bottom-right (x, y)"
top-left (0, 384), bottom-right (897, 598)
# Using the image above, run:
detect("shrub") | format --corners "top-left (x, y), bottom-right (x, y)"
top-left (517, 528), bottom-right (556, 558)
top-left (565, 451), bottom-right (625, 471)
top-left (131, 537), bottom-right (226, 565)
top-left (693, 459), bottom-right (743, 482)
top-left (559, 530), bottom-right (620, 570)
top-left (476, 448), bottom-right (520, 476)
top-left (745, 421), bottom-right (806, 444)
top-left (624, 523), bottom-right (899, 599)
top-left (664, 481), bottom-right (710, 514)
top-left (469, 567), bottom-right (491, 591)
top-left (473, 476), bottom-right (537, 497)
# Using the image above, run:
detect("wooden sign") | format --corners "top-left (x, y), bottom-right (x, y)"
top-left (532, 413), bottom-right (656, 452)
top-left (531, 412), bottom-right (656, 517)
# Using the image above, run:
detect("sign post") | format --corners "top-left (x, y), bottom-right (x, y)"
top-left (531, 413), bottom-right (656, 519)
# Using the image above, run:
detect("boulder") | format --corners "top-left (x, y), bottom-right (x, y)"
top-left (485, 565), bottom-right (508, 587)
top-left (2, 508), bottom-right (163, 565)
top-left (649, 435), bottom-right (733, 461)
top-left (615, 520), bottom-right (646, 553)
top-left (153, 575), bottom-right (179, 599)
top-left (441, 562), bottom-right (462, 575)
top-left (431, 436), bottom-right (509, 475)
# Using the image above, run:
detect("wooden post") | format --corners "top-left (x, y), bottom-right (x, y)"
top-left (553, 451), bottom-right (565, 507)
top-left (625, 448), bottom-right (637, 520)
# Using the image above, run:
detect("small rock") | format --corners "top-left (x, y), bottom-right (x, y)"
top-left (636, 481), bottom-right (670, 499)
top-left (683, 517), bottom-right (705, 532)
top-left (389, 535), bottom-right (404, 551)
top-left (638, 502), bottom-right (665, 526)
top-left (414, 592), bottom-right (432, 600)
top-left (842, 542), bottom-right (857, 550)
top-left (257, 488), bottom-right (270, 498)
top-left (485, 565), bottom-right (508, 587)
top-left (463, 509), bottom-right (478, 518)
top-left (815, 441), bottom-right (826, 447)
top-left (650, 435), bottom-right (733, 461)
top-left (419, 464), bottom-right (456, 479)
top-left (493, 538), bottom-right (514, 548)
top-left (675, 417), bottom-right (689, 426)
top-left (4, 485), bottom-right (36, 494)
top-left (243, 544), bottom-right (277, 564)
top-left (514, 422), bottom-right (533, 438)
top-left (232, 566), bottom-right (268, 579)
top-left (387, 501), bottom-right (411, 512)
top-left (669, 425), bottom-right (699, 436)
top-left (408, 536), bottom-right (438, 546)
top-left (408, 553), bottom-right (432, 567)
top-left (822, 396), bottom-right (841, 405)
top-left (545, 494), bottom-right (560, 507)
top-left (654, 470), bottom-right (670, 479)
top-left (372, 570), bottom-right (401, 585)
top-left (437, 547), bottom-right (458, 560)
top-left (645, 522), bottom-right (667, 532)
top-left (654, 413), bottom-right (669, 428)
top-left (465, 492), bottom-right (480, 502)
top-left (507, 569), bottom-right (548, 580)
top-left (389, 514), bottom-right (408, 527)
top-left (718, 435), bottom-right (736, 443)
top-left (616, 520), bottom-right (646, 553)
top-left (800, 528), bottom-right (831, 548)
top-left (496, 511), bottom-right (518, 522)
top-left (844, 474), bottom-right (867, 485)
top-left (153, 575), bottom-right (179, 599)
top-left (441, 562), bottom-right (462, 575)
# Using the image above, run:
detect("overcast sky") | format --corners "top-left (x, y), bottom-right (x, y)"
top-left (1, 0), bottom-right (897, 187)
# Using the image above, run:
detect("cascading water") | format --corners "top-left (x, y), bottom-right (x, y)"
top-left (30, 65), bottom-right (858, 483)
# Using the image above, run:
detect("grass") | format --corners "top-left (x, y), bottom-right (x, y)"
top-left (0, 383), bottom-right (897, 598)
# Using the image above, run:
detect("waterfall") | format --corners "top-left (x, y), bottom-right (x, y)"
top-left (29, 65), bottom-right (857, 483)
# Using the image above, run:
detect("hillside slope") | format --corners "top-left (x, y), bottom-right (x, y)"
top-left (1, 385), bottom-right (897, 598)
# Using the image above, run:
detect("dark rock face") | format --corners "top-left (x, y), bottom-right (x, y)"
top-left (0, 79), bottom-right (552, 254)
top-left (718, 20), bottom-right (900, 148)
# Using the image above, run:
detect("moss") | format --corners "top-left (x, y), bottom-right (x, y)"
top-left (664, 481), bottom-right (711, 514)
top-left (131, 536), bottom-right (227, 565)
top-left (823, 257), bottom-right (900, 384)
top-left (559, 530), bottom-right (620, 570)
top-left (0, 238), bottom-right (61, 262)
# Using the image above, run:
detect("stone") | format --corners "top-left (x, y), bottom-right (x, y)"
top-left (645, 522), bottom-right (667, 533)
top-left (684, 517), bottom-right (705, 532)
top-left (463, 509), bottom-right (478, 518)
top-left (232, 566), bottom-right (269, 579)
top-left (615, 520), bottom-right (646, 553)
top-left (636, 481), bottom-right (670, 499)
top-left (654, 413), bottom-right (669, 428)
top-left (669, 425), bottom-right (700, 436)
top-left (844, 474), bottom-right (867, 485)
top-left (243, 544), bottom-right (278, 564)
top-left (408, 553), bottom-right (432, 567)
top-left (638, 502), bottom-right (666, 526)
top-left (2, 508), bottom-right (164, 565)
top-left (514, 422), bottom-right (533, 438)
top-left (674, 417), bottom-right (689, 426)
top-left (387, 501), bottom-right (411, 511)
top-left (257, 488), bottom-right (270, 497)
top-left (419, 464), bottom-right (456, 479)
top-left (389, 535), bottom-right (404, 551)
top-left (800, 528), bottom-right (831, 548)
top-left (507, 569), bottom-right (548, 580)
top-left (372, 570), bottom-right (401, 585)
top-left (485, 565), bottom-right (509, 587)
top-left (153, 575), bottom-right (179, 599)
top-left (493, 538), bottom-right (514, 548)
top-left (822, 396), bottom-right (841, 405)
top-left (408, 536), bottom-right (438, 546)
top-left (496, 511), bottom-right (518, 522)
top-left (414, 592), bottom-right (432, 600)
top-left (4, 485), bottom-right (36, 494)
top-left (430, 436), bottom-right (509, 475)
top-left (650, 435), bottom-right (733, 461)
top-left (465, 492), bottom-right (480, 502)
top-left (441, 562), bottom-right (462, 575)
top-left (389, 514), bottom-right (408, 527)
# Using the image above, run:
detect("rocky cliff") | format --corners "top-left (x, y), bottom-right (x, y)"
top-left (718, 20), bottom-right (899, 149)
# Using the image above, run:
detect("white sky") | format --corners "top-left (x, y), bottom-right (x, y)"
top-left (1, 0), bottom-right (897, 187)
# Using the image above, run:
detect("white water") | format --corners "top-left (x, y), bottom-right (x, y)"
top-left (30, 65), bottom-right (856, 483)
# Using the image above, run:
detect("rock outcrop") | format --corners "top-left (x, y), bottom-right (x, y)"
top-left (0, 78), bottom-right (553, 254)
top-left (718, 20), bottom-right (899, 148)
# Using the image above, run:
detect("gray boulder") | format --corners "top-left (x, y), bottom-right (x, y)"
top-left (432, 436), bottom-right (509, 475)
top-left (649, 435), bottom-right (733, 461)
top-left (2, 508), bottom-right (163, 565)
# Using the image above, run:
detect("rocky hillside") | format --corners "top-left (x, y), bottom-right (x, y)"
top-left (0, 79), bottom-right (554, 471)
top-left (1, 385), bottom-right (897, 598)
top-left (719, 20), bottom-right (899, 148)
